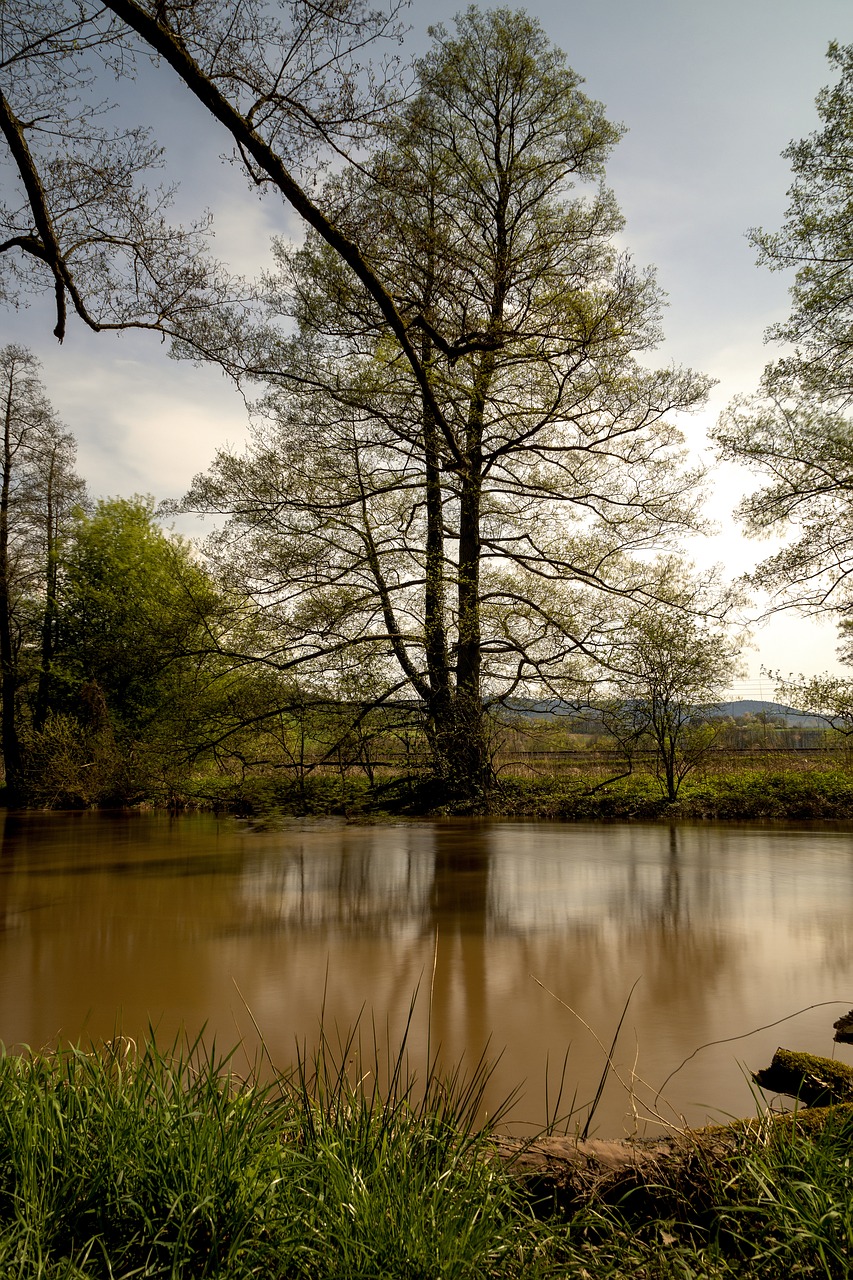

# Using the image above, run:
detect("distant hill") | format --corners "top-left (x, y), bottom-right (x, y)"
top-left (711, 700), bottom-right (829, 728)
top-left (503, 698), bottom-right (831, 729)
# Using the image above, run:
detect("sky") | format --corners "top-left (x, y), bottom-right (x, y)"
top-left (4, 0), bottom-right (853, 700)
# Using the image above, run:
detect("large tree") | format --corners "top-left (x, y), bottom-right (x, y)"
top-left (713, 42), bottom-right (853, 615)
top-left (179, 9), bottom-right (710, 805)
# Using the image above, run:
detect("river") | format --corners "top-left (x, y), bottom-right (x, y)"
top-left (0, 811), bottom-right (851, 1136)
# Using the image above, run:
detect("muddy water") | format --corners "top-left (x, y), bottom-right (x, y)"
top-left (1, 811), bottom-right (852, 1136)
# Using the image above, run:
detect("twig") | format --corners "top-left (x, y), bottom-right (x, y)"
top-left (654, 999), bottom-right (853, 1109)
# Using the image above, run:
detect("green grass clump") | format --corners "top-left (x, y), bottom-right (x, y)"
top-left (540, 1109), bottom-right (853, 1279)
top-left (714, 1109), bottom-right (853, 1278)
top-left (0, 1031), bottom-right (539, 1279)
top-left (3, 1031), bottom-right (853, 1278)
top-left (0, 1037), bottom-right (288, 1278)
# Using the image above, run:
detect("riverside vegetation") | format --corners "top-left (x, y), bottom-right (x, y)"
top-left (181, 763), bottom-right (853, 823)
top-left (1, 1031), bottom-right (852, 1280)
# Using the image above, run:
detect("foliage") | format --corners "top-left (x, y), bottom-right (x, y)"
top-left (20, 496), bottom-right (239, 805)
top-left (20, 709), bottom-right (134, 808)
top-left (490, 769), bottom-right (853, 822)
top-left (715, 394), bottom-right (853, 610)
top-left (772, 670), bottom-right (853, 741)
top-left (58, 497), bottom-right (218, 730)
top-left (748, 42), bottom-right (853, 407)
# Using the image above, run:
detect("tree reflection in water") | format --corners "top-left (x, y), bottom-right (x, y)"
top-left (0, 814), bottom-right (852, 1133)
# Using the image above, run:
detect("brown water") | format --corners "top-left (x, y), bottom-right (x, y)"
top-left (1, 810), bottom-right (852, 1136)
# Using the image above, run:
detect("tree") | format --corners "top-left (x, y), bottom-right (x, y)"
top-left (0, 345), bottom-right (85, 795)
top-left (713, 43), bottom-right (853, 614)
top-left (22, 495), bottom-right (232, 802)
top-left (25, 422), bottom-right (88, 730)
top-left (748, 41), bottom-right (853, 408)
top-left (180, 9), bottom-right (711, 806)
top-left (595, 576), bottom-right (743, 801)
top-left (57, 496), bottom-right (222, 734)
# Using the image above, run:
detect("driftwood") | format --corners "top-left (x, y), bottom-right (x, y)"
top-left (492, 1047), bottom-right (853, 1208)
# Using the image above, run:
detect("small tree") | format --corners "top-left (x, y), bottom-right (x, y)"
top-left (597, 585), bottom-right (743, 801)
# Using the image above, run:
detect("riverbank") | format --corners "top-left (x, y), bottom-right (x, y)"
top-left (176, 765), bottom-right (853, 823)
top-left (1, 1035), bottom-right (850, 1279)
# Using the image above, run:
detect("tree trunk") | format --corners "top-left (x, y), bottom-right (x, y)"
top-left (0, 374), bottom-right (20, 797)
top-left (34, 447), bottom-right (58, 732)
top-left (420, 330), bottom-right (456, 791)
top-left (448, 366), bottom-right (491, 809)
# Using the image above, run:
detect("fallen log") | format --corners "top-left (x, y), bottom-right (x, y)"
top-left (752, 1047), bottom-right (853, 1106)
top-left (493, 1089), bottom-right (853, 1208)
top-left (492, 1132), bottom-right (699, 1208)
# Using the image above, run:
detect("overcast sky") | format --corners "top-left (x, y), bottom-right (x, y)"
top-left (4, 0), bottom-right (853, 699)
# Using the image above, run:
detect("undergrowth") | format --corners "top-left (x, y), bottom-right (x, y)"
top-left (158, 766), bottom-right (853, 822)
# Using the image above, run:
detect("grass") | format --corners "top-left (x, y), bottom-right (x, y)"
top-left (1, 1030), bottom-right (853, 1278)
top-left (489, 767), bottom-right (853, 822)
top-left (0, 1027), bottom-right (536, 1279)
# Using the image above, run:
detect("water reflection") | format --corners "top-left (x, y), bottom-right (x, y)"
top-left (0, 812), bottom-right (852, 1135)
